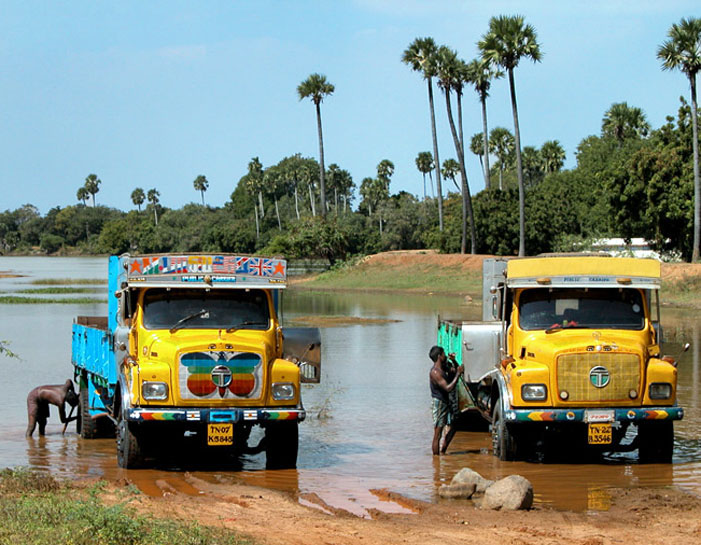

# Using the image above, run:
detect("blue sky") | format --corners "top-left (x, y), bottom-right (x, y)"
top-left (1, 1), bottom-right (698, 214)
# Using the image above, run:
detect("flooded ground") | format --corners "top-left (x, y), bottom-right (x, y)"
top-left (1, 256), bottom-right (700, 516)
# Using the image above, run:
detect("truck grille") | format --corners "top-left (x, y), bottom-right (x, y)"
top-left (556, 352), bottom-right (641, 403)
top-left (178, 350), bottom-right (263, 401)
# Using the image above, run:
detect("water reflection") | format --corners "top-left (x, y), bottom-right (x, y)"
top-left (1, 257), bottom-right (700, 514)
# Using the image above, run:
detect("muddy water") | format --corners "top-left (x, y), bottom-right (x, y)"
top-left (1, 257), bottom-right (700, 516)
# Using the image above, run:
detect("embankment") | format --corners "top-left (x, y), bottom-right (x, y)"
top-left (291, 250), bottom-right (701, 308)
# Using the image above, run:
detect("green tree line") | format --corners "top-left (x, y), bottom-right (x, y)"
top-left (1, 16), bottom-right (699, 262)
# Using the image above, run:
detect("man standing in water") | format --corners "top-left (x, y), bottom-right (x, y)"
top-left (429, 346), bottom-right (464, 455)
top-left (26, 379), bottom-right (79, 437)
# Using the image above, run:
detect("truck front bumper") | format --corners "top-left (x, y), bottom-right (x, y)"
top-left (127, 407), bottom-right (305, 424)
top-left (506, 406), bottom-right (683, 423)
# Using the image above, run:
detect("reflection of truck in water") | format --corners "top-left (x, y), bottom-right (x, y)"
top-left (438, 255), bottom-right (684, 462)
top-left (72, 254), bottom-right (321, 469)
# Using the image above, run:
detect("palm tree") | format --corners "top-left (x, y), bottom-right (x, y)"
top-left (131, 188), bottom-right (145, 211)
top-left (415, 151), bottom-right (435, 199)
top-left (465, 59), bottom-right (503, 191)
top-left (263, 167), bottom-right (283, 230)
top-left (436, 45), bottom-right (476, 255)
top-left (335, 168), bottom-right (354, 213)
top-left (297, 73), bottom-right (334, 217)
top-left (403, 37), bottom-right (445, 230)
top-left (540, 140), bottom-right (566, 174)
top-left (84, 173), bottom-right (101, 207)
top-left (489, 126), bottom-right (515, 190)
top-left (147, 188), bottom-right (160, 226)
top-left (470, 133), bottom-right (486, 181)
top-left (326, 163), bottom-right (341, 214)
top-left (658, 17), bottom-right (701, 261)
top-left (521, 146), bottom-right (544, 187)
top-left (479, 14), bottom-right (542, 256)
top-left (76, 186), bottom-right (89, 206)
top-left (601, 102), bottom-right (650, 144)
top-left (193, 175), bottom-right (209, 205)
top-left (441, 159), bottom-right (461, 192)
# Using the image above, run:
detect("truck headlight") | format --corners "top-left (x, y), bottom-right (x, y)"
top-left (142, 381), bottom-right (168, 400)
top-left (272, 382), bottom-right (296, 400)
top-left (649, 382), bottom-right (672, 400)
top-left (522, 384), bottom-right (547, 401)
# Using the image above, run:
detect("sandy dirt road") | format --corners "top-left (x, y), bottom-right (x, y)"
top-left (114, 474), bottom-right (701, 545)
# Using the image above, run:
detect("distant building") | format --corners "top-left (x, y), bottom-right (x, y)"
top-left (591, 238), bottom-right (662, 260)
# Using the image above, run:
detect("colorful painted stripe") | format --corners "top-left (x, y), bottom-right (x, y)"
top-left (128, 408), bottom-right (305, 423)
top-left (507, 406), bottom-right (684, 423)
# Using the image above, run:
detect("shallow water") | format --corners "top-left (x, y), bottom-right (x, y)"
top-left (1, 256), bottom-right (700, 515)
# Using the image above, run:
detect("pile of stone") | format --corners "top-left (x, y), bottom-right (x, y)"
top-left (438, 468), bottom-right (533, 510)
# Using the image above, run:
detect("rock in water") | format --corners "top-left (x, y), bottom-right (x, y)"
top-left (450, 468), bottom-right (494, 494)
top-left (482, 475), bottom-right (533, 510)
top-left (438, 483), bottom-right (476, 499)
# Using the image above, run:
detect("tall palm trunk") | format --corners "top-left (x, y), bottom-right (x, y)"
top-left (253, 203), bottom-right (260, 239)
top-left (275, 198), bottom-right (281, 230)
top-left (428, 172), bottom-right (435, 198)
top-left (422, 173), bottom-right (427, 200)
top-left (427, 78), bottom-right (444, 230)
top-left (308, 182), bottom-right (316, 216)
top-left (691, 74), bottom-right (700, 261)
top-left (508, 68), bottom-right (526, 257)
top-left (444, 90), bottom-right (476, 254)
top-left (481, 96), bottom-right (492, 190)
top-left (315, 102), bottom-right (327, 217)
top-left (294, 185), bottom-right (300, 220)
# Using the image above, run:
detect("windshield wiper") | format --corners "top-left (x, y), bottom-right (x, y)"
top-left (170, 309), bottom-right (209, 333)
top-left (226, 320), bottom-right (268, 333)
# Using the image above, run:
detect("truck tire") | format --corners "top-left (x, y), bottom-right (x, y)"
top-left (116, 411), bottom-right (145, 469)
top-left (79, 385), bottom-right (99, 439)
top-left (265, 421), bottom-right (298, 469)
top-left (491, 403), bottom-right (518, 461)
top-left (638, 421), bottom-right (673, 463)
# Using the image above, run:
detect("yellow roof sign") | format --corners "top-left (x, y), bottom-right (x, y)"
top-left (506, 256), bottom-right (660, 289)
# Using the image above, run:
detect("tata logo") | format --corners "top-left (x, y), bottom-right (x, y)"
top-left (589, 366), bottom-right (610, 388)
top-left (211, 365), bottom-right (232, 388)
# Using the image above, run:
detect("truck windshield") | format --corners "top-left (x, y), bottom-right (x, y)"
top-left (142, 288), bottom-right (270, 331)
top-left (518, 288), bottom-right (645, 331)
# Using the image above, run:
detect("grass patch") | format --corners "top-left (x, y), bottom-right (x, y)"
top-left (661, 275), bottom-right (701, 307)
top-left (0, 468), bottom-right (254, 545)
top-left (30, 278), bottom-right (107, 286)
top-left (15, 287), bottom-right (100, 294)
top-left (0, 296), bottom-right (106, 304)
top-left (300, 262), bottom-right (482, 295)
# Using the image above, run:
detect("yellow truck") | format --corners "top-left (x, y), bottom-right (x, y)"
top-left (438, 255), bottom-right (684, 462)
top-left (72, 254), bottom-right (320, 469)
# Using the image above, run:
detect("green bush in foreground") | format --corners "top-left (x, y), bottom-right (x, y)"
top-left (0, 468), bottom-right (253, 545)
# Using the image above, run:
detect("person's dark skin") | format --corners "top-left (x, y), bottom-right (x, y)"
top-left (430, 350), bottom-right (464, 455)
top-left (26, 379), bottom-right (79, 438)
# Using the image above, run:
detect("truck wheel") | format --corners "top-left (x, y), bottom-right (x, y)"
top-left (265, 421), bottom-right (298, 469)
top-left (79, 385), bottom-right (99, 439)
top-left (491, 403), bottom-right (517, 461)
top-left (638, 421), bottom-right (673, 463)
top-left (116, 411), bottom-right (145, 469)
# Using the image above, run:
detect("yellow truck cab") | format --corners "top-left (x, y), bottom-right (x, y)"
top-left (438, 254), bottom-right (684, 462)
top-left (72, 254), bottom-right (320, 469)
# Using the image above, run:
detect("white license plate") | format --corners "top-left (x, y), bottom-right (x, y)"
top-left (585, 410), bottom-right (614, 423)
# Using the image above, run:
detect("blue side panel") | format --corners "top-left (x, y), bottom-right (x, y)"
top-left (108, 256), bottom-right (120, 380)
top-left (72, 323), bottom-right (114, 383)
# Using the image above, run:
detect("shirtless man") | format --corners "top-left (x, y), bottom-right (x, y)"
top-left (26, 379), bottom-right (79, 437)
top-left (429, 346), bottom-right (464, 455)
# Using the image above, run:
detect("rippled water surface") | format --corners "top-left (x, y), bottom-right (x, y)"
top-left (1, 256), bottom-right (700, 515)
